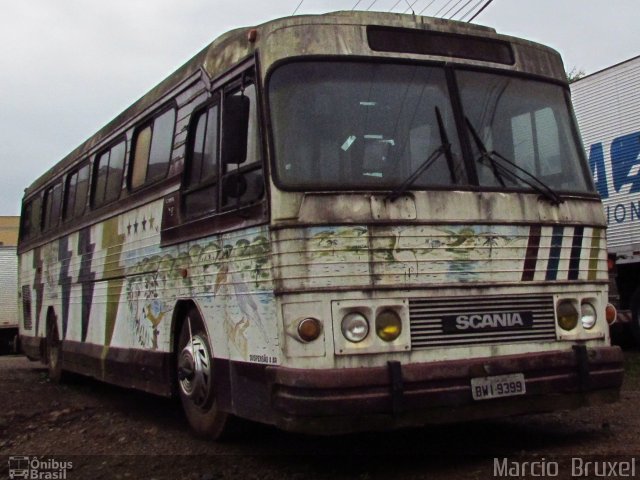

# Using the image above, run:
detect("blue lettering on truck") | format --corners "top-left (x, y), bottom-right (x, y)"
top-left (588, 142), bottom-right (608, 198)
top-left (588, 131), bottom-right (640, 224)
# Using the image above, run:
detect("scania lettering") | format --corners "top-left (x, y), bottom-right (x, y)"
top-left (456, 313), bottom-right (525, 330)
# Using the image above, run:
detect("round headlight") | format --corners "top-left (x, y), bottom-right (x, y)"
top-left (376, 310), bottom-right (402, 342)
top-left (297, 317), bottom-right (322, 342)
top-left (557, 299), bottom-right (579, 331)
top-left (581, 302), bottom-right (597, 329)
top-left (341, 312), bottom-right (369, 343)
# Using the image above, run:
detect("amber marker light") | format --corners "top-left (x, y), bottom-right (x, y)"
top-left (247, 29), bottom-right (258, 43)
top-left (605, 303), bottom-right (617, 325)
top-left (556, 299), bottom-right (579, 331)
top-left (297, 317), bottom-right (322, 342)
top-left (376, 309), bottom-right (402, 342)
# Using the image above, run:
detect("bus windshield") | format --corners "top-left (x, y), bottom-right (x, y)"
top-left (457, 70), bottom-right (592, 194)
top-left (268, 61), bottom-right (594, 195)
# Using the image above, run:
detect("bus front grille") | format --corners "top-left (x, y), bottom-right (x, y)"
top-left (409, 294), bottom-right (557, 349)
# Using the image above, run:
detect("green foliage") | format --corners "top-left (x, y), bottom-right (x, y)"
top-left (566, 66), bottom-right (586, 83)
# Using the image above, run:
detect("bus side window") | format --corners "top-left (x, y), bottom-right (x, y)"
top-left (131, 126), bottom-right (152, 189)
top-left (20, 203), bottom-right (32, 240)
top-left (42, 181), bottom-right (62, 231)
top-left (130, 108), bottom-right (175, 190)
top-left (221, 83), bottom-right (264, 209)
top-left (20, 196), bottom-right (41, 241)
top-left (63, 162), bottom-right (90, 221)
top-left (92, 140), bottom-right (126, 208)
top-left (64, 170), bottom-right (78, 221)
top-left (74, 163), bottom-right (90, 217)
top-left (183, 102), bottom-right (219, 217)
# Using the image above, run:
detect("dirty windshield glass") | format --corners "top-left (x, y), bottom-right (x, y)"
top-left (269, 61), bottom-right (594, 196)
top-left (269, 62), bottom-right (466, 189)
top-left (457, 71), bottom-right (593, 193)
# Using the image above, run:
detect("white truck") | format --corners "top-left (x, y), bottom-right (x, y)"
top-left (571, 55), bottom-right (640, 345)
top-left (0, 245), bottom-right (18, 353)
top-left (0, 246), bottom-right (18, 354)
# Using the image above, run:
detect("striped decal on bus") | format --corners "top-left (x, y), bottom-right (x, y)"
top-left (568, 226), bottom-right (584, 280)
top-left (588, 227), bottom-right (603, 281)
top-left (522, 225), bottom-right (604, 282)
top-left (545, 226), bottom-right (564, 281)
top-left (521, 224), bottom-right (541, 281)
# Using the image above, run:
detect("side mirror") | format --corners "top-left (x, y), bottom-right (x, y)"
top-left (222, 93), bottom-right (250, 165)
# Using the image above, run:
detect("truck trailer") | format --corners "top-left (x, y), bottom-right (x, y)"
top-left (0, 245), bottom-right (19, 353)
top-left (571, 55), bottom-right (640, 345)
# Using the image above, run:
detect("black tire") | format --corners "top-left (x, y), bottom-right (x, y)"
top-left (11, 332), bottom-right (19, 355)
top-left (631, 288), bottom-right (640, 347)
top-left (177, 308), bottom-right (231, 439)
top-left (46, 317), bottom-right (64, 382)
top-left (0, 331), bottom-right (10, 355)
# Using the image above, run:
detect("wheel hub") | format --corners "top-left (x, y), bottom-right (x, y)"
top-left (178, 352), bottom-right (195, 380)
top-left (178, 334), bottom-right (211, 408)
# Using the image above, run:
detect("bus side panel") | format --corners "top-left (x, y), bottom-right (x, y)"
top-left (21, 195), bottom-right (279, 399)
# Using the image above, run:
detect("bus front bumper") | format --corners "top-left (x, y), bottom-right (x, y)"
top-left (266, 346), bottom-right (624, 434)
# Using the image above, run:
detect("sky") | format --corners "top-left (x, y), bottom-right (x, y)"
top-left (0, 0), bottom-right (638, 216)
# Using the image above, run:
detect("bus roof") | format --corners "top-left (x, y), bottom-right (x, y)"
top-left (24, 10), bottom-right (564, 198)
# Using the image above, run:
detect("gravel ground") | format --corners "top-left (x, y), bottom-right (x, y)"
top-left (0, 351), bottom-right (638, 479)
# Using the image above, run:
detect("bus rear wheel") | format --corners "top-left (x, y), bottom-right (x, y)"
top-left (177, 309), bottom-right (230, 439)
top-left (46, 318), bottom-right (63, 382)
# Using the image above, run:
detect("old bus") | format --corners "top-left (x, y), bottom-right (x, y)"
top-left (18, 11), bottom-right (623, 438)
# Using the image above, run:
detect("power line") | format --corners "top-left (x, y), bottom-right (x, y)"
top-left (402, 0), bottom-right (419, 13)
top-left (352, 0), bottom-right (363, 9)
top-left (291, 0), bottom-right (304, 15)
top-left (449, 0), bottom-right (475, 19)
top-left (366, 0), bottom-right (378, 10)
top-left (443, 0), bottom-right (468, 18)
top-left (434, 0), bottom-right (457, 16)
top-left (459, 0), bottom-right (484, 20)
top-left (389, 0), bottom-right (402, 11)
top-left (467, 0), bottom-right (494, 22)
top-left (418, 0), bottom-right (439, 15)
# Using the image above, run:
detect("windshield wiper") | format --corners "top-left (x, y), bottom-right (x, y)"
top-left (465, 117), bottom-right (564, 206)
top-left (436, 107), bottom-right (457, 185)
top-left (387, 107), bottom-right (453, 202)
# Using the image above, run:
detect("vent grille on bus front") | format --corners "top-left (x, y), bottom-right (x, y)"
top-left (409, 294), bottom-right (556, 349)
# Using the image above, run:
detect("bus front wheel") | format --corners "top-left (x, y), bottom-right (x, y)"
top-left (177, 309), bottom-right (230, 439)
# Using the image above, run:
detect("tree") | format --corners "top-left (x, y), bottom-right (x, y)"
top-left (567, 67), bottom-right (586, 83)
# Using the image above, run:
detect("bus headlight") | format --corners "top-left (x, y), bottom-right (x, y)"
top-left (375, 309), bottom-right (402, 342)
top-left (557, 299), bottom-right (579, 331)
top-left (580, 301), bottom-right (597, 329)
top-left (341, 312), bottom-right (369, 343)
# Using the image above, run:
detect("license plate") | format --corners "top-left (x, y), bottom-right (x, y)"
top-left (471, 373), bottom-right (526, 401)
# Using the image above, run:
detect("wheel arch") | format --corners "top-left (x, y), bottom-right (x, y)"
top-left (46, 306), bottom-right (57, 324)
